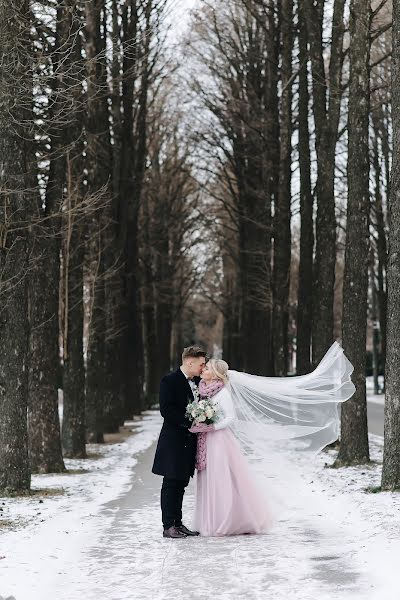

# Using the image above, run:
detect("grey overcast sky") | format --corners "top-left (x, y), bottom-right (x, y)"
top-left (168, 0), bottom-right (198, 35)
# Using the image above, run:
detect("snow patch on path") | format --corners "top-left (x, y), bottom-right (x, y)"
top-left (0, 411), bottom-right (161, 600)
top-left (1, 409), bottom-right (399, 600)
top-left (315, 434), bottom-right (400, 600)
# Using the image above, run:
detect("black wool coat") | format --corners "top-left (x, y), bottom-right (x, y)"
top-left (152, 368), bottom-right (199, 481)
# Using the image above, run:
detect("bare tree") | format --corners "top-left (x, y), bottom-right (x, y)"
top-left (0, 0), bottom-right (32, 494)
top-left (84, 0), bottom-right (111, 443)
top-left (370, 15), bottom-right (391, 381)
top-left (304, 0), bottom-right (346, 365)
top-left (335, 0), bottom-right (371, 466)
top-left (296, 0), bottom-right (314, 374)
top-left (60, 1), bottom-right (86, 458)
top-left (382, 0), bottom-right (400, 490)
top-left (273, 0), bottom-right (293, 375)
top-left (27, 2), bottom-right (69, 474)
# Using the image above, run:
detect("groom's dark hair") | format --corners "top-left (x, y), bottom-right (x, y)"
top-left (182, 346), bottom-right (207, 361)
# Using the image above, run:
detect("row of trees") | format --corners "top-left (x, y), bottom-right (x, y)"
top-left (183, 0), bottom-right (400, 488)
top-left (0, 0), bottom-right (201, 494)
top-left (185, 0), bottom-right (391, 374)
top-left (1, 0), bottom-right (400, 495)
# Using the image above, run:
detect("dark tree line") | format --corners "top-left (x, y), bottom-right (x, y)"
top-left (2, 0), bottom-right (400, 495)
top-left (0, 0), bottom-right (199, 494)
top-left (185, 0), bottom-right (394, 470)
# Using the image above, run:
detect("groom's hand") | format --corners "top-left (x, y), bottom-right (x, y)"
top-left (189, 423), bottom-right (215, 433)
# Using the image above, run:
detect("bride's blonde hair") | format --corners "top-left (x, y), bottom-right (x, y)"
top-left (207, 358), bottom-right (229, 384)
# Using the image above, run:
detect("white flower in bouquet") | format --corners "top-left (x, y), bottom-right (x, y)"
top-left (186, 394), bottom-right (217, 426)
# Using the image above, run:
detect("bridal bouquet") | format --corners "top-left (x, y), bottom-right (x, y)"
top-left (186, 389), bottom-right (217, 425)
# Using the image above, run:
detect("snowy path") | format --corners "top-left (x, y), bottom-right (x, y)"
top-left (79, 441), bottom-right (370, 600)
top-left (0, 411), bottom-right (399, 600)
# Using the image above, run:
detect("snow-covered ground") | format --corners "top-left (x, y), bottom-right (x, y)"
top-left (314, 435), bottom-right (400, 600)
top-left (0, 413), bottom-right (159, 599)
top-left (0, 403), bottom-right (399, 600)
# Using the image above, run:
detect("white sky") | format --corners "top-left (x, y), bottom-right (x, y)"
top-left (167, 0), bottom-right (198, 35)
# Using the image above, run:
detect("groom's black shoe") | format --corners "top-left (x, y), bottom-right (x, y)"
top-left (163, 526), bottom-right (187, 539)
top-left (176, 524), bottom-right (200, 536)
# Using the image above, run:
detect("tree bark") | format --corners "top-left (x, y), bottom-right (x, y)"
top-left (140, 188), bottom-right (159, 403)
top-left (117, 0), bottom-right (150, 418)
top-left (335, 0), bottom-right (370, 466)
top-left (102, 0), bottom-right (125, 433)
top-left (28, 0), bottom-right (67, 475)
top-left (381, 0), bottom-right (400, 489)
top-left (28, 216), bottom-right (65, 473)
top-left (240, 4), bottom-right (276, 375)
top-left (62, 163), bottom-right (86, 458)
top-left (371, 120), bottom-right (388, 374)
top-left (296, 0), bottom-right (314, 374)
top-left (61, 2), bottom-right (86, 458)
top-left (273, 0), bottom-right (293, 376)
top-left (84, 0), bottom-right (111, 443)
top-left (0, 0), bottom-right (31, 494)
top-left (222, 240), bottom-right (242, 368)
top-left (305, 0), bottom-right (346, 365)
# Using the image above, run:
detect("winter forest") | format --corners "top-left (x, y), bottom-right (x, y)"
top-left (1, 0), bottom-right (400, 594)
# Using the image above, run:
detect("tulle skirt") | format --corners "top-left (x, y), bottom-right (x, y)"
top-left (192, 427), bottom-right (273, 537)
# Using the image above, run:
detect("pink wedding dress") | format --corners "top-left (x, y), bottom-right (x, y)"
top-left (192, 386), bottom-right (273, 537)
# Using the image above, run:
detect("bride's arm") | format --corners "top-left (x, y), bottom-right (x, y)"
top-left (213, 388), bottom-right (236, 430)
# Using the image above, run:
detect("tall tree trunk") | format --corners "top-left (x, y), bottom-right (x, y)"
top-left (125, 4), bottom-right (152, 415)
top-left (222, 263), bottom-right (242, 368)
top-left (28, 0), bottom-right (68, 475)
top-left (335, 0), bottom-right (370, 466)
top-left (155, 244), bottom-right (173, 381)
top-left (117, 0), bottom-right (147, 418)
top-left (62, 164), bottom-right (86, 458)
top-left (61, 3), bottom-right (86, 458)
top-left (221, 204), bottom-right (241, 368)
top-left (372, 122), bottom-right (388, 374)
top-left (84, 0), bottom-right (111, 443)
top-left (240, 5), bottom-right (276, 376)
top-left (296, 0), bottom-right (314, 374)
top-left (141, 190), bottom-right (158, 403)
top-left (273, 0), bottom-right (293, 376)
top-left (305, 0), bottom-right (345, 364)
top-left (240, 202), bottom-right (273, 375)
top-left (28, 215), bottom-right (65, 473)
top-left (0, 0), bottom-right (31, 494)
top-left (103, 0), bottom-right (125, 433)
top-left (381, 0), bottom-right (400, 489)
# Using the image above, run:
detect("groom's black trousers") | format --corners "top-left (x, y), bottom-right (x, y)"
top-left (161, 476), bottom-right (190, 529)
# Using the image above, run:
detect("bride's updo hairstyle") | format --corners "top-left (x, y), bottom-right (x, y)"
top-left (207, 358), bottom-right (229, 384)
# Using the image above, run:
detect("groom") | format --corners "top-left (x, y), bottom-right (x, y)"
top-left (152, 346), bottom-right (207, 538)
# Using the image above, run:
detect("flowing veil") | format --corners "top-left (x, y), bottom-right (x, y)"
top-left (226, 341), bottom-right (356, 458)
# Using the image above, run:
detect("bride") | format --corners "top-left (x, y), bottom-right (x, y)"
top-left (189, 342), bottom-right (355, 537)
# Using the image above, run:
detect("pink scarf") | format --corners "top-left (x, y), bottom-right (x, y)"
top-left (196, 379), bottom-right (225, 471)
top-left (199, 379), bottom-right (225, 398)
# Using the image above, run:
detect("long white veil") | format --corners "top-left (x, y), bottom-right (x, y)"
top-left (227, 341), bottom-right (355, 458)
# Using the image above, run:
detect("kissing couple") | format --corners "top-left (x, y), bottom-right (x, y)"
top-left (152, 345), bottom-right (272, 538)
top-left (152, 343), bottom-right (356, 538)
